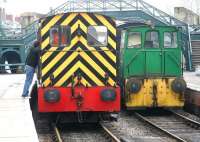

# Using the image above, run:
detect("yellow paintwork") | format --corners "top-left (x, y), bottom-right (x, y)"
top-left (126, 78), bottom-right (184, 108)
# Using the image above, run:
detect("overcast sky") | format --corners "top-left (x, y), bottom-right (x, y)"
top-left (1, 0), bottom-right (200, 16)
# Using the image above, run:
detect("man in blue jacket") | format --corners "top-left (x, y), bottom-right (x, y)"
top-left (22, 40), bottom-right (40, 97)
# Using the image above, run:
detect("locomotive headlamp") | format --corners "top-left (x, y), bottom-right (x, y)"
top-left (126, 79), bottom-right (142, 94)
top-left (100, 89), bottom-right (116, 101)
top-left (171, 78), bottom-right (186, 94)
top-left (44, 89), bottom-right (60, 103)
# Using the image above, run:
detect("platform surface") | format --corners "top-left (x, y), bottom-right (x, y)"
top-left (0, 74), bottom-right (38, 142)
top-left (184, 71), bottom-right (200, 91)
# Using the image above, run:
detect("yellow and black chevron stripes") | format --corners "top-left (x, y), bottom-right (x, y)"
top-left (39, 12), bottom-right (118, 87)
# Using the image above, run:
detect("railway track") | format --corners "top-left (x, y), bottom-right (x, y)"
top-left (135, 109), bottom-right (200, 142)
top-left (38, 122), bottom-right (121, 142)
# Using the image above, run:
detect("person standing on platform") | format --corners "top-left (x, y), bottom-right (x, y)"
top-left (22, 40), bottom-right (40, 97)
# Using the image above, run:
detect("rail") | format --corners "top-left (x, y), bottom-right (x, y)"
top-left (171, 110), bottom-right (200, 126)
top-left (53, 124), bottom-right (63, 142)
top-left (100, 122), bottom-right (121, 142)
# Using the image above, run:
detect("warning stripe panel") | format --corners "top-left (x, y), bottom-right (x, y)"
top-left (40, 12), bottom-right (118, 87)
top-left (40, 15), bottom-right (115, 86)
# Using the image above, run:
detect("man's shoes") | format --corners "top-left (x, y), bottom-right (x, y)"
top-left (22, 95), bottom-right (28, 98)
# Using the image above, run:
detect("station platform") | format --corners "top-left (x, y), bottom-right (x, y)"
top-left (0, 74), bottom-right (38, 142)
top-left (184, 71), bottom-right (200, 91)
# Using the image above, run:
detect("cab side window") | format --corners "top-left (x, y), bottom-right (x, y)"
top-left (127, 32), bottom-right (141, 48)
top-left (164, 32), bottom-right (177, 48)
top-left (145, 31), bottom-right (159, 48)
top-left (87, 26), bottom-right (108, 47)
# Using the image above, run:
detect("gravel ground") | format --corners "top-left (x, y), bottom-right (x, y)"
top-left (111, 112), bottom-right (177, 142)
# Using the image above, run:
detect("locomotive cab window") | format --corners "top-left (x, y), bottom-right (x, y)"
top-left (145, 31), bottom-right (159, 48)
top-left (127, 32), bottom-right (141, 48)
top-left (164, 32), bottom-right (177, 48)
top-left (50, 26), bottom-right (71, 47)
top-left (50, 27), bottom-right (59, 46)
top-left (87, 26), bottom-right (108, 47)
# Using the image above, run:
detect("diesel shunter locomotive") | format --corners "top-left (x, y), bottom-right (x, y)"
top-left (31, 12), bottom-right (120, 123)
top-left (119, 24), bottom-right (186, 109)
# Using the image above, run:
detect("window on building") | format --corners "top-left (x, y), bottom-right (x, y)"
top-left (145, 31), bottom-right (159, 48)
top-left (164, 32), bottom-right (177, 48)
top-left (87, 26), bottom-right (108, 47)
top-left (127, 32), bottom-right (141, 48)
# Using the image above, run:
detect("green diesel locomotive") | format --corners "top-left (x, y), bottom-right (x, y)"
top-left (119, 23), bottom-right (186, 109)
